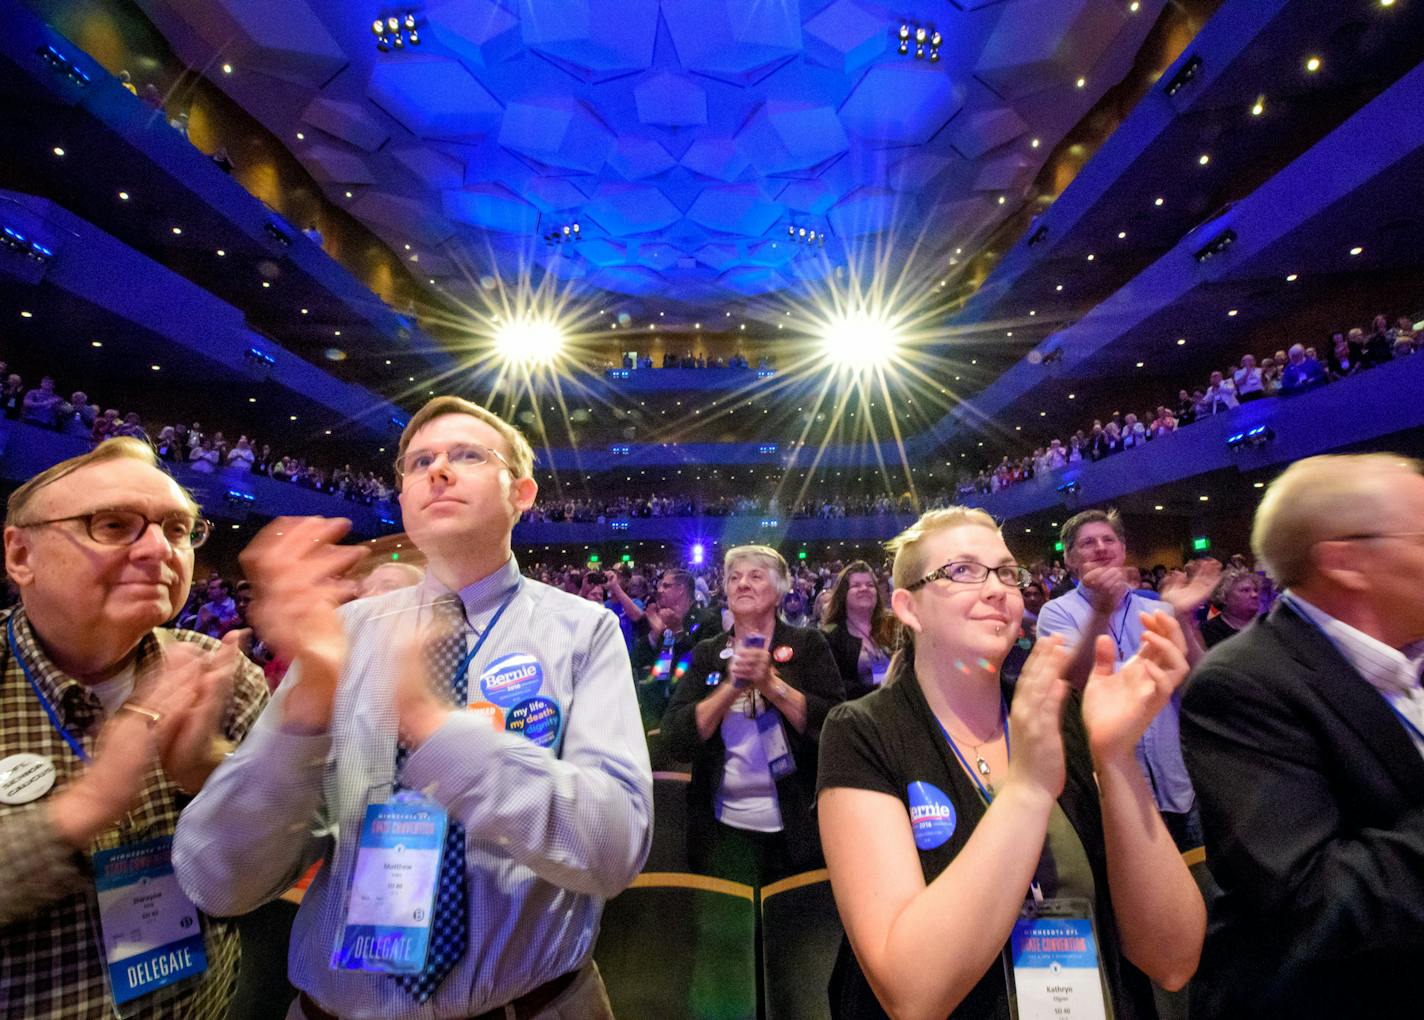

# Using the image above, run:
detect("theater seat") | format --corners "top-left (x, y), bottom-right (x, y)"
top-left (228, 899), bottom-right (300, 1020)
top-left (760, 870), bottom-right (843, 1020)
top-left (646, 771), bottom-right (693, 872)
top-left (596, 872), bottom-right (757, 1020)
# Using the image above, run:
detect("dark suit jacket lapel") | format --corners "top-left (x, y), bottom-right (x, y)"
top-left (1271, 602), bottom-right (1424, 800)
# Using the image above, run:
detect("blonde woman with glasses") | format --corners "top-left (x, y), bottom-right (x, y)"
top-left (817, 507), bottom-right (1204, 1020)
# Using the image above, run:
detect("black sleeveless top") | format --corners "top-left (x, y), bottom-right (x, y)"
top-left (816, 668), bottom-right (1158, 1020)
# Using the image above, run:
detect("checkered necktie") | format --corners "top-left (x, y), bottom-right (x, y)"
top-left (394, 594), bottom-right (469, 1003)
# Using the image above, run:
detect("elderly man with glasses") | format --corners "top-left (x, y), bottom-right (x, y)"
top-left (1181, 454), bottom-right (1424, 1019)
top-left (0, 437), bottom-right (269, 1019)
top-left (174, 396), bottom-right (651, 1020)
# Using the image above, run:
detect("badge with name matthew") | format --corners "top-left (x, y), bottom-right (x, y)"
top-left (1007, 898), bottom-right (1109, 1020)
top-left (332, 795), bottom-right (447, 974)
top-left (92, 836), bottom-right (208, 1011)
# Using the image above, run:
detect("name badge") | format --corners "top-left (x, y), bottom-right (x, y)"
top-left (1009, 898), bottom-right (1109, 1020)
top-left (93, 837), bottom-right (208, 1008)
top-left (757, 710), bottom-right (797, 780)
top-left (332, 795), bottom-right (448, 974)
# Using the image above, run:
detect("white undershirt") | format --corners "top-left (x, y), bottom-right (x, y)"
top-left (86, 663), bottom-right (137, 718)
top-left (715, 691), bottom-right (784, 833)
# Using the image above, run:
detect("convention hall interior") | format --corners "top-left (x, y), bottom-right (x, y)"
top-left (2, 0), bottom-right (1423, 1018)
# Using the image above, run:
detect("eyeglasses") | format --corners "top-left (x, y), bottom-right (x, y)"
top-left (395, 443), bottom-right (511, 485)
top-left (1322, 531), bottom-right (1424, 545)
top-left (907, 560), bottom-right (1033, 591)
top-left (18, 509), bottom-right (210, 549)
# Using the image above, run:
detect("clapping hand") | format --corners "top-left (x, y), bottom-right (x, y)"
top-left (149, 635), bottom-right (239, 793)
top-left (1158, 558), bottom-right (1222, 618)
top-left (393, 623), bottom-right (459, 751)
top-left (1004, 635), bottom-right (1072, 805)
top-left (1078, 565), bottom-right (1133, 615)
top-left (1081, 612), bottom-right (1190, 762)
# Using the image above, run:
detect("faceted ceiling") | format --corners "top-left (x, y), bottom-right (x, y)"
top-left (135, 0), bottom-right (1163, 311)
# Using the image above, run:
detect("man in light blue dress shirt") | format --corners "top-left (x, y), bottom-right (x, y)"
top-left (1037, 508), bottom-right (1218, 849)
top-left (173, 397), bottom-right (652, 1019)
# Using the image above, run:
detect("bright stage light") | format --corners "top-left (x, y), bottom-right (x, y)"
top-left (821, 309), bottom-right (902, 372)
top-left (494, 316), bottom-right (564, 364)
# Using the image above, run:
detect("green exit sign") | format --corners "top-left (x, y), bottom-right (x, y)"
top-left (621, 554), bottom-right (631, 562)
top-left (1192, 536), bottom-right (1211, 552)
top-left (798, 549), bottom-right (807, 560)
top-left (1054, 541), bottom-right (1064, 552)
top-left (589, 554), bottom-right (601, 564)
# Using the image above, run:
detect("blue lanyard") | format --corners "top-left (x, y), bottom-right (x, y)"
top-left (447, 588), bottom-right (519, 697)
top-left (936, 699), bottom-right (1010, 806)
top-left (7, 615), bottom-right (91, 763)
top-left (1281, 592), bottom-right (1424, 748)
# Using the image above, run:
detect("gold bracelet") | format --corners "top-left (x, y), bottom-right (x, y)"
top-left (118, 703), bottom-right (162, 727)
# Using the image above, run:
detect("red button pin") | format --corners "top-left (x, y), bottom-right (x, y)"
top-left (773, 645), bottom-right (794, 663)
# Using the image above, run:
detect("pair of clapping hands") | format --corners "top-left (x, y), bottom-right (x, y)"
top-left (1002, 613), bottom-right (1190, 806)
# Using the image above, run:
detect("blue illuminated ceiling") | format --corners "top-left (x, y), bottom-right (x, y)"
top-left (134, 0), bottom-right (1163, 311)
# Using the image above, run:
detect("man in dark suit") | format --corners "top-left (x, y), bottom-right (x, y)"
top-left (1181, 453), bottom-right (1424, 1019)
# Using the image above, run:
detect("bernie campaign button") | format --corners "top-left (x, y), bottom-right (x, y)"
top-left (479, 653), bottom-right (544, 708)
top-left (906, 781), bottom-right (957, 850)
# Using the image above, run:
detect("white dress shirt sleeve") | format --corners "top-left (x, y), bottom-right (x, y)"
top-left (172, 670), bottom-right (334, 918)
top-left (400, 611), bottom-right (652, 900)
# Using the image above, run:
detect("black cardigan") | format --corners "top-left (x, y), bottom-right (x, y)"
top-left (822, 623), bottom-right (882, 701)
top-left (662, 620), bottom-right (845, 871)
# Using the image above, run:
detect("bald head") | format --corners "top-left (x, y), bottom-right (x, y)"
top-left (1253, 453), bottom-right (1424, 589)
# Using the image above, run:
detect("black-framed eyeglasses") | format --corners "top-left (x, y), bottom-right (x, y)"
top-left (1321, 531), bottom-right (1424, 544)
top-left (907, 560), bottom-right (1033, 591)
top-left (18, 509), bottom-right (211, 549)
top-left (394, 443), bottom-right (511, 485)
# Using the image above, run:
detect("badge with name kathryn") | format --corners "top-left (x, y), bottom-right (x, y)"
top-left (1008, 898), bottom-right (1108, 1020)
top-left (332, 794), bottom-right (447, 975)
top-left (92, 836), bottom-right (208, 1011)
top-left (479, 653), bottom-right (544, 709)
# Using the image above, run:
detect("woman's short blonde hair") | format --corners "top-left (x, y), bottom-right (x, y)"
top-left (1252, 453), bottom-right (1423, 588)
top-left (886, 506), bottom-right (1000, 592)
top-left (723, 544), bottom-right (791, 596)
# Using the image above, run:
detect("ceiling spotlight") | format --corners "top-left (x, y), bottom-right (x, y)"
top-left (1117, 230), bottom-right (1127, 239)
top-left (296, 132), bottom-right (304, 140)
top-left (1075, 77), bottom-right (1086, 88)
top-left (1227, 309), bottom-right (1238, 317)
top-left (1154, 196), bottom-right (1164, 206)
top-left (52, 146), bottom-right (64, 157)
top-left (821, 309), bottom-right (901, 373)
top-left (1177, 338), bottom-right (1187, 345)
top-left (91, 340), bottom-right (102, 347)
top-left (1030, 137), bottom-right (1040, 149)
top-left (1251, 97), bottom-right (1265, 116)
top-left (1349, 245), bottom-right (1363, 256)
top-left (1285, 273), bottom-right (1298, 282)
top-left (221, 63), bottom-right (233, 74)
top-left (1129, 0), bottom-right (1140, 10)
top-left (215, 248), bottom-right (225, 256)
top-left (496, 315), bottom-right (565, 365)
top-left (171, 226), bottom-right (182, 235)
top-left (1198, 153), bottom-right (1211, 165)
top-left (1305, 55), bottom-right (1321, 73)
top-left (118, 190), bottom-right (129, 200)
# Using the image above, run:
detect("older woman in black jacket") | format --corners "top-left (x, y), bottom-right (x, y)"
top-left (662, 544), bottom-right (844, 887)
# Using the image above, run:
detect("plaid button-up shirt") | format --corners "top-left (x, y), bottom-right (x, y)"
top-left (0, 606), bottom-right (269, 1019)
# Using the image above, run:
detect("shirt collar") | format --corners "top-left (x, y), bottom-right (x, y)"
top-left (5, 606), bottom-right (160, 724)
top-left (421, 555), bottom-right (522, 624)
top-left (1283, 591), bottom-right (1424, 696)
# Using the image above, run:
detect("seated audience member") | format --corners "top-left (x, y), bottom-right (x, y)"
top-left (1279, 343), bottom-right (1327, 394)
top-left (1037, 509), bottom-right (1219, 849)
top-left (188, 439), bottom-right (220, 473)
top-left (1328, 331), bottom-right (1358, 378)
top-left (1201, 568), bottom-right (1262, 648)
top-left (21, 376), bottom-right (62, 428)
top-left (91, 409), bottom-right (121, 442)
top-left (781, 588), bottom-right (811, 628)
top-left (817, 507), bottom-right (1204, 1019)
top-left (115, 411), bottom-right (147, 441)
top-left (1175, 389), bottom-right (1197, 426)
top-left (631, 568), bottom-right (719, 680)
top-left (358, 560), bottom-right (424, 597)
top-left (1361, 313), bottom-right (1395, 368)
top-left (226, 436), bottom-right (255, 472)
top-left (1258, 356), bottom-right (1282, 395)
top-left (821, 560), bottom-right (895, 700)
top-left (155, 426), bottom-right (182, 461)
top-left (1181, 454), bottom-right (1424, 1019)
top-left (58, 391), bottom-right (97, 437)
top-left (1233, 354), bottom-right (1266, 401)
top-left (174, 396), bottom-right (649, 1019)
top-left (195, 577), bottom-right (239, 638)
top-left (1202, 371), bottom-right (1239, 415)
top-left (2, 374), bottom-right (23, 419)
top-left (662, 545), bottom-right (844, 886)
top-left (0, 437), bottom-right (268, 1018)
